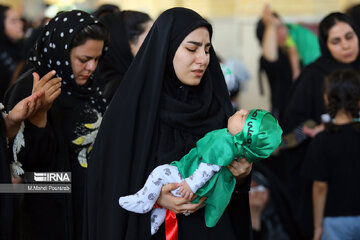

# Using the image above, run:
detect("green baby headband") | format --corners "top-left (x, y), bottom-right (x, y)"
top-left (235, 109), bottom-right (283, 162)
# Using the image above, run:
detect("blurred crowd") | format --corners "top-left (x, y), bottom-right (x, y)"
top-left (1, 2), bottom-right (360, 240)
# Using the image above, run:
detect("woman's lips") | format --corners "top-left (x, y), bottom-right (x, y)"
top-left (80, 75), bottom-right (90, 80)
top-left (343, 52), bottom-right (355, 58)
top-left (192, 70), bottom-right (204, 77)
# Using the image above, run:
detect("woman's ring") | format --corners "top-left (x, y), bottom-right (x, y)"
top-left (183, 210), bottom-right (190, 216)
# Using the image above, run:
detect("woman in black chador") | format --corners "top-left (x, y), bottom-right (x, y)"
top-left (0, 5), bottom-right (24, 101)
top-left (1, 88), bottom-right (49, 240)
top-left (96, 10), bottom-right (152, 101)
top-left (84, 7), bottom-right (252, 240)
top-left (281, 12), bottom-right (360, 239)
top-left (5, 10), bottom-right (109, 240)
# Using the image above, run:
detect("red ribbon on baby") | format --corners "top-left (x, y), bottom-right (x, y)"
top-left (154, 203), bottom-right (178, 240)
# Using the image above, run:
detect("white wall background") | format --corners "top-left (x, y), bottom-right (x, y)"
top-left (211, 17), bottom-right (271, 111)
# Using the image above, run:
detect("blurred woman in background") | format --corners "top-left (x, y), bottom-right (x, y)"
top-left (97, 10), bottom-right (152, 101)
top-left (0, 5), bottom-right (24, 101)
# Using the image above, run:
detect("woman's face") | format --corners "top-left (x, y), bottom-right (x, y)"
top-left (274, 17), bottom-right (287, 47)
top-left (327, 21), bottom-right (359, 63)
top-left (129, 20), bottom-right (153, 57)
top-left (227, 109), bottom-right (249, 136)
top-left (70, 39), bottom-right (104, 85)
top-left (4, 8), bottom-right (23, 42)
top-left (173, 26), bottom-right (211, 86)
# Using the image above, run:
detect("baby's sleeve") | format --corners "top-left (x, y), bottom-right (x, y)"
top-left (185, 162), bottom-right (221, 193)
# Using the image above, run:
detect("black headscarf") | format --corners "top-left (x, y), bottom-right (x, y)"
top-left (314, 12), bottom-right (360, 73)
top-left (96, 11), bottom-right (133, 100)
top-left (28, 10), bottom-right (107, 113)
top-left (91, 4), bottom-right (120, 18)
top-left (85, 7), bottom-right (234, 240)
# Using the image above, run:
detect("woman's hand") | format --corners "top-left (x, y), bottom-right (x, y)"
top-left (7, 90), bottom-right (43, 124)
top-left (303, 124), bottom-right (325, 138)
top-left (262, 4), bottom-right (276, 26)
top-left (29, 70), bottom-right (62, 127)
top-left (4, 90), bottom-right (44, 139)
top-left (157, 183), bottom-right (206, 215)
top-left (11, 175), bottom-right (23, 184)
top-left (32, 70), bottom-right (62, 112)
top-left (227, 157), bottom-right (252, 184)
top-left (313, 227), bottom-right (322, 240)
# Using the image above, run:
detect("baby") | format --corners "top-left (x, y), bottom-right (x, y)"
top-left (119, 109), bottom-right (282, 234)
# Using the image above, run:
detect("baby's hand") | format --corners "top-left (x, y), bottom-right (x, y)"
top-left (177, 181), bottom-right (194, 200)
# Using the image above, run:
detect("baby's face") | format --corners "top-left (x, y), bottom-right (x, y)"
top-left (228, 109), bottom-right (249, 136)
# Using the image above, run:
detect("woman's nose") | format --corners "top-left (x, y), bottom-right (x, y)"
top-left (341, 39), bottom-right (350, 49)
top-left (86, 60), bottom-right (97, 71)
top-left (195, 50), bottom-right (207, 65)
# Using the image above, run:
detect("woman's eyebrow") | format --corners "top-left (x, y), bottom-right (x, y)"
top-left (80, 54), bottom-right (101, 59)
top-left (345, 31), bottom-right (354, 36)
top-left (186, 41), bottom-right (211, 47)
top-left (80, 55), bottom-right (92, 59)
top-left (330, 31), bottom-right (354, 41)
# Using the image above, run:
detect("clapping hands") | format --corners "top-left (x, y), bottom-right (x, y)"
top-left (29, 70), bottom-right (62, 127)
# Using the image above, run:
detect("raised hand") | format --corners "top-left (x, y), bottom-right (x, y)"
top-left (29, 70), bottom-right (61, 127)
top-left (262, 4), bottom-right (276, 26)
top-left (32, 70), bottom-right (62, 112)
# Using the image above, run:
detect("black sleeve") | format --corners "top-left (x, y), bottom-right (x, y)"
top-left (228, 173), bottom-right (252, 239)
top-left (234, 172), bottom-right (251, 193)
top-left (252, 229), bottom-right (263, 240)
top-left (4, 69), bottom-right (34, 112)
top-left (8, 119), bottom-right (58, 176)
top-left (0, 117), bottom-right (11, 182)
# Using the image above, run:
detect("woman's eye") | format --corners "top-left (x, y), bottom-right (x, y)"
top-left (345, 33), bottom-right (354, 40)
top-left (186, 48), bottom-right (196, 52)
top-left (330, 39), bottom-right (339, 45)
